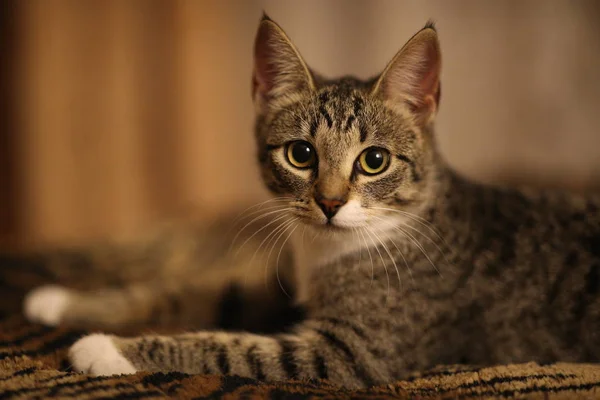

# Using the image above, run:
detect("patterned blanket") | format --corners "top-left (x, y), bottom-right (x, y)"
top-left (0, 254), bottom-right (599, 399)
top-left (1, 315), bottom-right (600, 399)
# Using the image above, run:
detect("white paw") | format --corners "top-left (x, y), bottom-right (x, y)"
top-left (24, 284), bottom-right (72, 326)
top-left (69, 334), bottom-right (137, 376)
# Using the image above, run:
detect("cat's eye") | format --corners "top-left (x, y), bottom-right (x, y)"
top-left (357, 148), bottom-right (390, 175)
top-left (286, 141), bottom-right (316, 169)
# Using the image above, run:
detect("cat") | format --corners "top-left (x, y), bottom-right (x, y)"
top-left (15, 14), bottom-right (600, 389)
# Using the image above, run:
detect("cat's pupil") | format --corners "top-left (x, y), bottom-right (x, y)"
top-left (365, 150), bottom-right (384, 170)
top-left (292, 143), bottom-right (312, 164)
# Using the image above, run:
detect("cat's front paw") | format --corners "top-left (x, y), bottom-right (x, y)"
top-left (24, 284), bottom-right (72, 326)
top-left (69, 334), bottom-right (137, 376)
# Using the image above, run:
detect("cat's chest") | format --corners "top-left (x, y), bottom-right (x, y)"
top-left (290, 230), bottom-right (362, 304)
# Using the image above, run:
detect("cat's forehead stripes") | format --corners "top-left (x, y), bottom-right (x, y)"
top-left (318, 91), bottom-right (334, 129)
top-left (353, 96), bottom-right (364, 116)
top-left (310, 85), bottom-right (371, 143)
top-left (343, 114), bottom-right (356, 133)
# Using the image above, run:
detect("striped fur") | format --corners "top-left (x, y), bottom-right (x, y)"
top-left (8, 16), bottom-right (600, 389)
top-left (4, 318), bottom-right (600, 398)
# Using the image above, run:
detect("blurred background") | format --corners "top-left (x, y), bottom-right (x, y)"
top-left (1, 0), bottom-right (599, 248)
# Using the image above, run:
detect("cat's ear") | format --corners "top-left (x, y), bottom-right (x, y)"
top-left (372, 22), bottom-right (441, 125)
top-left (252, 14), bottom-right (315, 114)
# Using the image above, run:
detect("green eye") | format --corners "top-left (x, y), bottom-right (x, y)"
top-left (357, 148), bottom-right (390, 175)
top-left (286, 141), bottom-right (316, 169)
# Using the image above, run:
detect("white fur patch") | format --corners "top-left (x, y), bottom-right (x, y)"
top-left (69, 334), bottom-right (137, 376)
top-left (24, 285), bottom-right (71, 326)
top-left (332, 199), bottom-right (367, 228)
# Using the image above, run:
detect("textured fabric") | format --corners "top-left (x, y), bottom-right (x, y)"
top-left (1, 316), bottom-right (600, 399)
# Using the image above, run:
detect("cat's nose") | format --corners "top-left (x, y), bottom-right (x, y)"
top-left (315, 195), bottom-right (346, 220)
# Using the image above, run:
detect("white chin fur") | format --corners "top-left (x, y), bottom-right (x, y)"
top-left (331, 199), bottom-right (367, 228)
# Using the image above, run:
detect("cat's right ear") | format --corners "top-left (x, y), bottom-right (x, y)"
top-left (252, 14), bottom-right (315, 114)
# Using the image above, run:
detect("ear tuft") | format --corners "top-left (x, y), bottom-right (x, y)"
top-left (252, 15), bottom-right (314, 114)
top-left (372, 22), bottom-right (441, 125)
top-left (423, 19), bottom-right (437, 32)
top-left (261, 11), bottom-right (273, 23)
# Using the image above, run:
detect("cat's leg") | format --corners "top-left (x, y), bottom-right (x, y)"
top-left (24, 267), bottom-right (299, 331)
top-left (23, 280), bottom-right (209, 328)
top-left (68, 318), bottom-right (390, 389)
top-left (17, 214), bottom-right (299, 329)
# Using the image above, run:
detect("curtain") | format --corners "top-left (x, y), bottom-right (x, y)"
top-left (1, 0), bottom-right (599, 247)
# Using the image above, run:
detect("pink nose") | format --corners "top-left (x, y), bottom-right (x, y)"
top-left (315, 196), bottom-right (346, 219)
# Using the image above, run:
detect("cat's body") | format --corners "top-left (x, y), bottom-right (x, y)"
top-left (8, 16), bottom-right (600, 388)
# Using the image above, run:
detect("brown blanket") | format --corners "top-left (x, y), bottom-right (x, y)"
top-left (1, 316), bottom-right (600, 399)
top-left (0, 258), bottom-right (599, 399)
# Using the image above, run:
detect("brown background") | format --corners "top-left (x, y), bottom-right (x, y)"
top-left (1, 0), bottom-right (599, 247)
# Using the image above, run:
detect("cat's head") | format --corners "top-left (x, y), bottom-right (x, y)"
top-left (253, 14), bottom-right (441, 233)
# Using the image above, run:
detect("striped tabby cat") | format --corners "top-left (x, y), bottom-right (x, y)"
top-left (20, 15), bottom-right (600, 388)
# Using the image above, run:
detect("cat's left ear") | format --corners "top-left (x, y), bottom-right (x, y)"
top-left (253, 14), bottom-right (315, 114)
top-left (372, 22), bottom-right (441, 125)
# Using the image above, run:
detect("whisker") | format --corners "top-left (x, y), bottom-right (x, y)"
top-left (399, 220), bottom-right (452, 268)
top-left (395, 224), bottom-right (442, 277)
top-left (370, 206), bottom-right (448, 246)
top-left (373, 215), bottom-right (442, 278)
top-left (228, 197), bottom-right (293, 230)
top-left (363, 227), bottom-right (390, 298)
top-left (351, 227), bottom-right (362, 270)
top-left (231, 202), bottom-right (294, 228)
top-left (372, 223), bottom-right (413, 285)
top-left (357, 228), bottom-right (375, 286)
top-left (276, 221), bottom-right (299, 298)
top-left (228, 203), bottom-right (293, 247)
top-left (301, 224), bottom-right (307, 252)
top-left (243, 216), bottom-right (294, 287)
top-left (231, 208), bottom-right (293, 255)
top-left (311, 228), bottom-right (322, 243)
top-left (369, 225), bottom-right (402, 291)
top-left (249, 216), bottom-right (296, 290)
top-left (373, 206), bottom-right (438, 230)
top-left (264, 217), bottom-right (298, 292)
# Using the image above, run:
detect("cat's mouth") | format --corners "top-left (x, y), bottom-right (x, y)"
top-left (292, 202), bottom-right (368, 231)
top-left (293, 212), bottom-right (351, 231)
top-left (322, 220), bottom-right (349, 231)
top-left (302, 221), bottom-right (356, 238)
top-left (309, 216), bottom-right (363, 233)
